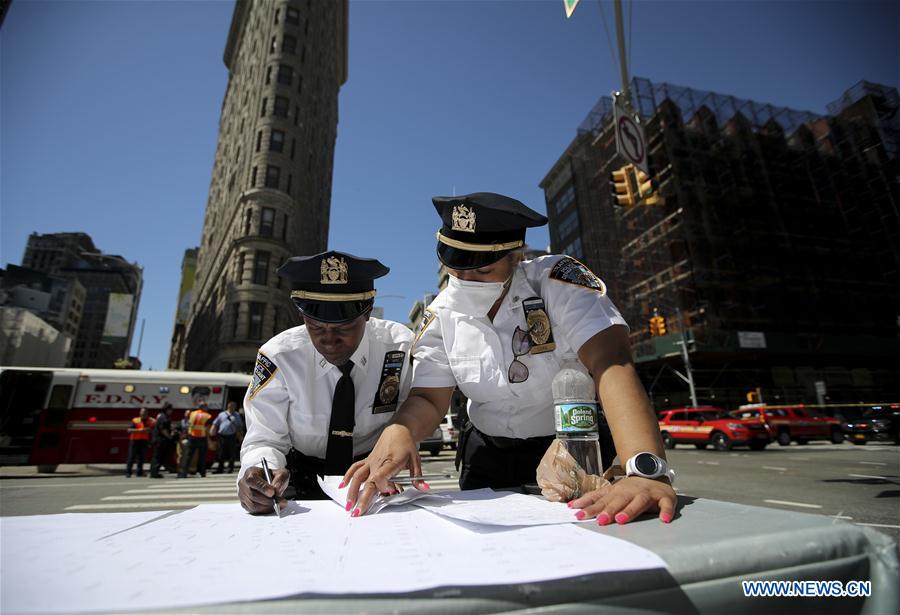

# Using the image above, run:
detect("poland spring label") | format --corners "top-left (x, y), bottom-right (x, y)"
top-left (555, 402), bottom-right (599, 433)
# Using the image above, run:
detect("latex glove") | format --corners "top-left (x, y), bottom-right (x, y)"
top-left (536, 439), bottom-right (611, 502)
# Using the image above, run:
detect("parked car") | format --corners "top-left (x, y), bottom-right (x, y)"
top-left (657, 406), bottom-right (771, 451)
top-left (841, 406), bottom-right (900, 445)
top-left (440, 413), bottom-right (458, 450)
top-left (419, 427), bottom-right (444, 456)
top-left (729, 405), bottom-right (843, 446)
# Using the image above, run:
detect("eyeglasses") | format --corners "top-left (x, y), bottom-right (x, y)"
top-left (508, 326), bottom-right (533, 383)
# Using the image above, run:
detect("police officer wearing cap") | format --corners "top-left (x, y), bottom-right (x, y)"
top-left (344, 193), bottom-right (676, 525)
top-left (238, 250), bottom-right (413, 514)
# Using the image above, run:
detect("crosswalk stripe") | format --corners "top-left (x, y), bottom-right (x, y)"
top-left (64, 501), bottom-right (233, 510)
top-left (102, 494), bottom-right (238, 501)
top-left (123, 488), bottom-right (236, 494)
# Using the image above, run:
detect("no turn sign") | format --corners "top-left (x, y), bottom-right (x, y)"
top-left (613, 95), bottom-right (648, 174)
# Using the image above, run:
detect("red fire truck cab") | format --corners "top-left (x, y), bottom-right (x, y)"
top-left (0, 367), bottom-right (250, 472)
top-left (728, 404), bottom-right (844, 446)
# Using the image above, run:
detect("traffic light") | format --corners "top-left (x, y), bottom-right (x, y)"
top-left (610, 165), bottom-right (636, 208)
top-left (746, 388), bottom-right (762, 403)
top-left (634, 168), bottom-right (665, 206)
top-left (649, 314), bottom-right (667, 337)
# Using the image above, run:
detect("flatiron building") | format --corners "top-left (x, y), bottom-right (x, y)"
top-left (177, 0), bottom-right (348, 372)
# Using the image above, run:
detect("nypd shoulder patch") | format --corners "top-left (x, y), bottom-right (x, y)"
top-left (248, 352), bottom-right (278, 400)
top-left (415, 308), bottom-right (437, 343)
top-left (549, 257), bottom-right (607, 294)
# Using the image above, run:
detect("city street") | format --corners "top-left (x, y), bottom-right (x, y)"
top-left (2, 441), bottom-right (897, 544)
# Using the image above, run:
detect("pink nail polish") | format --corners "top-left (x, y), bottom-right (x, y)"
top-left (351, 508), bottom-right (361, 518)
top-left (345, 501), bottom-right (352, 511)
top-left (597, 512), bottom-right (610, 526)
top-left (615, 512), bottom-right (629, 524)
top-left (566, 501), bottom-right (574, 508)
top-left (574, 510), bottom-right (585, 520)
top-left (661, 513), bottom-right (672, 524)
top-left (338, 481), bottom-right (345, 489)
top-left (420, 481), bottom-right (431, 490)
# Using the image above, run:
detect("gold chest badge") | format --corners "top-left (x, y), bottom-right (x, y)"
top-left (522, 297), bottom-right (555, 354)
top-left (451, 204), bottom-right (477, 233)
top-left (320, 255), bottom-right (349, 284)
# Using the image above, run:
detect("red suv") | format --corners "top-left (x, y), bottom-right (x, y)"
top-left (657, 407), bottom-right (771, 451)
top-left (729, 405), bottom-right (843, 446)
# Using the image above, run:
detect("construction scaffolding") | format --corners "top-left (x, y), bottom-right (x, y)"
top-left (541, 78), bottom-right (900, 409)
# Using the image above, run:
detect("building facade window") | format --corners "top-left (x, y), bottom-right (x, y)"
top-left (265, 165), bottom-right (280, 189)
top-left (282, 34), bottom-right (297, 54)
top-left (255, 130), bottom-right (262, 152)
top-left (277, 64), bottom-right (293, 86)
top-left (250, 166), bottom-right (258, 188)
top-left (558, 209), bottom-right (580, 241)
top-left (236, 252), bottom-right (245, 283)
top-left (260, 208), bottom-right (275, 237)
top-left (232, 302), bottom-right (241, 338)
top-left (281, 213), bottom-right (288, 240)
top-left (562, 236), bottom-right (584, 259)
top-left (253, 251), bottom-right (270, 285)
top-left (248, 302), bottom-right (265, 339)
top-left (286, 7), bottom-right (300, 24)
top-left (269, 129), bottom-right (285, 152)
top-left (550, 184), bottom-right (576, 218)
top-left (265, 65), bottom-right (272, 85)
top-left (272, 306), bottom-right (280, 336)
top-left (260, 97), bottom-right (267, 117)
top-left (274, 96), bottom-right (289, 118)
top-left (290, 138), bottom-right (296, 160)
top-left (270, 36), bottom-right (276, 54)
top-left (286, 174), bottom-right (292, 196)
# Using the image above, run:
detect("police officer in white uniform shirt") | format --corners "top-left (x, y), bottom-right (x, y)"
top-left (344, 193), bottom-right (676, 525)
top-left (238, 251), bottom-right (412, 514)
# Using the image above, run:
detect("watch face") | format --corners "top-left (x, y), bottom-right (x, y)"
top-left (635, 453), bottom-right (661, 476)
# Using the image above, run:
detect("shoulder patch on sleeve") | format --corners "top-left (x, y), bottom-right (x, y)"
top-left (549, 257), bottom-right (607, 294)
top-left (414, 308), bottom-right (437, 343)
top-left (247, 352), bottom-right (278, 400)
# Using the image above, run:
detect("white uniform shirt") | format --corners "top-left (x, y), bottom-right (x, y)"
top-left (412, 255), bottom-right (627, 439)
top-left (239, 317), bottom-right (413, 478)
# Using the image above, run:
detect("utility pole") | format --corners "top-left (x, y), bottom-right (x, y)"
top-left (672, 308), bottom-right (698, 408)
top-left (613, 0), bottom-right (630, 103)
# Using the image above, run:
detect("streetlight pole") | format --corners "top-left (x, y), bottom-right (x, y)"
top-left (675, 308), bottom-right (697, 408)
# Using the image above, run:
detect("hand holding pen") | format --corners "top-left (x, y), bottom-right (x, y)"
top-left (237, 459), bottom-right (289, 515)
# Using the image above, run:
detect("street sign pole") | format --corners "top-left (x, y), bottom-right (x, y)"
top-left (613, 0), bottom-right (630, 105)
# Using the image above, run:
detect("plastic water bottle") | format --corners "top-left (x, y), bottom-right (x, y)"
top-left (551, 357), bottom-right (603, 476)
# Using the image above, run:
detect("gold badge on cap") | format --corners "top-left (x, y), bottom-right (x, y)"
top-left (320, 255), bottom-right (349, 285)
top-left (451, 204), bottom-right (477, 233)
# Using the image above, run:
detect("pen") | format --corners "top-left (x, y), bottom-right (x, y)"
top-left (388, 473), bottom-right (454, 485)
top-left (261, 458), bottom-right (282, 518)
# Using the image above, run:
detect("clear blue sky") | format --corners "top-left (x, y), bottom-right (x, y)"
top-left (2, 0), bottom-right (897, 371)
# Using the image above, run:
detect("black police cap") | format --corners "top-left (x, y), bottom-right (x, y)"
top-left (433, 192), bottom-right (548, 270)
top-left (277, 250), bottom-right (389, 323)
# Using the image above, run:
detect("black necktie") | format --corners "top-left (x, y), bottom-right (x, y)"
top-left (324, 360), bottom-right (355, 475)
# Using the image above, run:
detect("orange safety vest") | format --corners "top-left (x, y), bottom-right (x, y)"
top-left (187, 409), bottom-right (211, 438)
top-left (129, 417), bottom-right (152, 441)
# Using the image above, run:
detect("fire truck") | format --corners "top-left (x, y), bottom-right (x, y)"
top-left (0, 367), bottom-right (250, 472)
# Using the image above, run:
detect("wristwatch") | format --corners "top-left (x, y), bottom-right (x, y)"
top-left (625, 452), bottom-right (676, 485)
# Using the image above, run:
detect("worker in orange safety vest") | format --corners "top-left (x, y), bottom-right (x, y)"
top-left (178, 398), bottom-right (213, 478)
top-left (126, 408), bottom-right (155, 477)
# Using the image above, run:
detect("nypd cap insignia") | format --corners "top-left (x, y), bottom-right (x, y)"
top-left (278, 250), bottom-right (389, 323)
top-left (433, 192), bottom-right (547, 270)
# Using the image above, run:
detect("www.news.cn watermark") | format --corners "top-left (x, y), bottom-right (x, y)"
top-left (742, 580), bottom-right (872, 598)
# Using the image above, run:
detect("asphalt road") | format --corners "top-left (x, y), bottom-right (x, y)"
top-left (2, 441), bottom-right (898, 543)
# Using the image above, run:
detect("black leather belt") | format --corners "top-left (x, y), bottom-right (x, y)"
top-left (476, 427), bottom-right (552, 450)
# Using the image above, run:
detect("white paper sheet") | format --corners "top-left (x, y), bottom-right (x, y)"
top-left (2, 502), bottom-right (667, 614)
top-left (318, 474), bottom-right (447, 514)
top-left (412, 488), bottom-right (583, 526)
